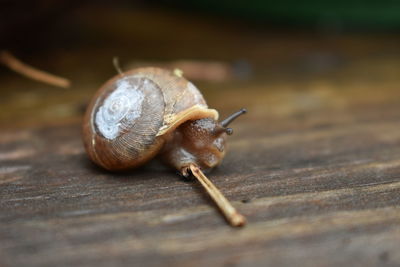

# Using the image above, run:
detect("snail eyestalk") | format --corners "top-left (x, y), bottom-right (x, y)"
top-left (188, 164), bottom-right (246, 227)
top-left (225, 128), bottom-right (233, 135)
top-left (220, 108), bottom-right (247, 127)
top-left (213, 126), bottom-right (233, 136)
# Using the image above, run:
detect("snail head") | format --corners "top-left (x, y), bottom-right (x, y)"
top-left (177, 108), bottom-right (247, 170)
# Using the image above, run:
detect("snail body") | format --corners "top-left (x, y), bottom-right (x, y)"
top-left (82, 67), bottom-right (244, 173)
top-left (82, 67), bottom-right (247, 226)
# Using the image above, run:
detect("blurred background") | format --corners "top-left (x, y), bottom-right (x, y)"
top-left (1, 0), bottom-right (400, 126)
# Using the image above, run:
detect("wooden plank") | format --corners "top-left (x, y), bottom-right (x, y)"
top-left (1, 71), bottom-right (400, 266)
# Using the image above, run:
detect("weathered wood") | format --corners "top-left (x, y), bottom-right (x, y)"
top-left (1, 7), bottom-right (400, 267)
top-left (1, 72), bottom-right (400, 266)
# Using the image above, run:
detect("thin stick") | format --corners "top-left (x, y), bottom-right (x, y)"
top-left (113, 57), bottom-right (124, 77)
top-left (0, 50), bottom-right (70, 88)
top-left (189, 164), bottom-right (246, 227)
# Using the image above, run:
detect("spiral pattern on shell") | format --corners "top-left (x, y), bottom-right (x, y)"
top-left (95, 79), bottom-right (145, 140)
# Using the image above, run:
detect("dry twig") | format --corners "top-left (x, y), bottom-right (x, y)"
top-left (189, 164), bottom-right (246, 227)
top-left (0, 50), bottom-right (70, 88)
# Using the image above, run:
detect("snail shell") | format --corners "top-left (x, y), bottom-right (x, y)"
top-left (82, 67), bottom-right (218, 170)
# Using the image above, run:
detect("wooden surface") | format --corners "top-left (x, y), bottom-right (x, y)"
top-left (1, 6), bottom-right (400, 267)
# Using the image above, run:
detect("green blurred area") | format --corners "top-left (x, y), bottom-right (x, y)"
top-left (166, 0), bottom-right (400, 31)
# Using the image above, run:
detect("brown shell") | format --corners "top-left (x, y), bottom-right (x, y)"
top-left (82, 67), bottom-right (218, 171)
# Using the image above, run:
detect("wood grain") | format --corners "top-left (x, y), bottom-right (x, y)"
top-left (1, 72), bottom-right (400, 266)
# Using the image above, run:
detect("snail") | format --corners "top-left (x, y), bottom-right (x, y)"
top-left (82, 66), bottom-right (247, 226)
